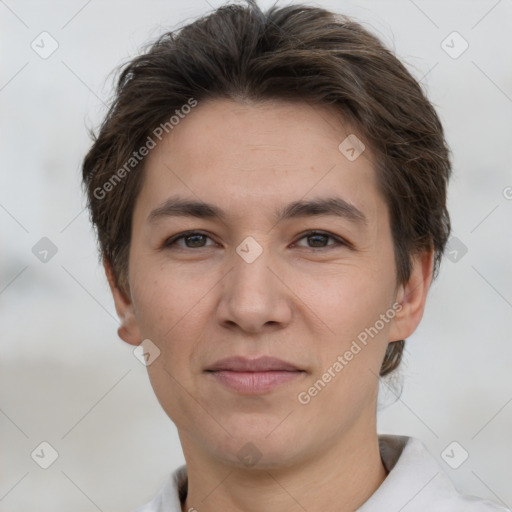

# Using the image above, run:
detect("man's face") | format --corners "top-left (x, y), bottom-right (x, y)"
top-left (116, 99), bottom-right (411, 468)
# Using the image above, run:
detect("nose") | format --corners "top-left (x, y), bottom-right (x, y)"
top-left (216, 239), bottom-right (293, 334)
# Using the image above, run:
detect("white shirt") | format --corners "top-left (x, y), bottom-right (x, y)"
top-left (133, 435), bottom-right (509, 512)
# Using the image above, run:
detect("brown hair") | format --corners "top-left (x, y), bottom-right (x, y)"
top-left (82, 1), bottom-right (451, 376)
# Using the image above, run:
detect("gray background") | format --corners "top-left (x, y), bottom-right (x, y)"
top-left (1, 0), bottom-right (511, 510)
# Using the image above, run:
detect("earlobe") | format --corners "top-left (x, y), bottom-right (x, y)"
top-left (388, 250), bottom-right (434, 343)
top-left (103, 257), bottom-right (141, 346)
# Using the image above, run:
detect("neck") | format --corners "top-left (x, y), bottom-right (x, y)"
top-left (180, 426), bottom-right (388, 512)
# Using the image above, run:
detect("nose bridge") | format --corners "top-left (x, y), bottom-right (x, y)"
top-left (218, 235), bottom-right (291, 331)
top-left (231, 235), bottom-right (275, 301)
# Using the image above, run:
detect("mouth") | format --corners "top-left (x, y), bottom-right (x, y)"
top-left (205, 356), bottom-right (306, 395)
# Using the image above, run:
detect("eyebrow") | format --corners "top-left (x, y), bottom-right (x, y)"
top-left (147, 195), bottom-right (367, 225)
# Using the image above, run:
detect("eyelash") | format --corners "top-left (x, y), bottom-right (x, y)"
top-left (163, 230), bottom-right (350, 250)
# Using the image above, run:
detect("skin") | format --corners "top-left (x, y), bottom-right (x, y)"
top-left (105, 98), bottom-right (433, 512)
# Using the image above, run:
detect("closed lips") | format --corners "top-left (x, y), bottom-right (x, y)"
top-left (205, 356), bottom-right (303, 372)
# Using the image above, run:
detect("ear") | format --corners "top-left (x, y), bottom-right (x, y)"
top-left (103, 257), bottom-right (141, 346)
top-left (388, 249), bottom-right (434, 342)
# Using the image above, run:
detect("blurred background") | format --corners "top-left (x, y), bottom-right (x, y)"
top-left (1, 0), bottom-right (511, 510)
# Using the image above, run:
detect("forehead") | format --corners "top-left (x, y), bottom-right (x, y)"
top-left (136, 98), bottom-right (384, 224)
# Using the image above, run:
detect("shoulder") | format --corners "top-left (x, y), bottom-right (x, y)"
top-left (131, 465), bottom-right (187, 512)
top-left (358, 435), bottom-right (510, 511)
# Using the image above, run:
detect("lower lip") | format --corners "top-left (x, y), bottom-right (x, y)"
top-left (208, 370), bottom-right (304, 394)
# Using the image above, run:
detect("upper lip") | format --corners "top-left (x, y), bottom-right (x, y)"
top-left (206, 356), bottom-right (302, 372)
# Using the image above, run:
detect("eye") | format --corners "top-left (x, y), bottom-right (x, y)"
top-left (294, 230), bottom-right (347, 249)
top-left (163, 230), bottom-right (349, 251)
top-left (163, 231), bottom-right (216, 249)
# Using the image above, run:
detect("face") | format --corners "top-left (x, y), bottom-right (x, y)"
top-left (107, 99), bottom-right (431, 470)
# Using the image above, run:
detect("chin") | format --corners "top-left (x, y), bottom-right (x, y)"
top-left (205, 419), bottom-right (309, 470)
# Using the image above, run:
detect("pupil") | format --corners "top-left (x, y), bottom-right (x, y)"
top-left (309, 234), bottom-right (327, 247)
top-left (187, 235), bottom-right (205, 247)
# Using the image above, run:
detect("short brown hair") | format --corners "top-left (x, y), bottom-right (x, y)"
top-left (82, 1), bottom-right (451, 376)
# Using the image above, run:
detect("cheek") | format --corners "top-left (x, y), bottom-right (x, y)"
top-left (296, 264), bottom-right (395, 335)
top-left (131, 260), bottom-right (204, 336)
top-left (130, 265), bottom-right (212, 426)
top-left (129, 259), bottom-right (221, 389)
top-left (298, 274), bottom-right (394, 412)
top-left (295, 258), bottom-right (397, 402)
